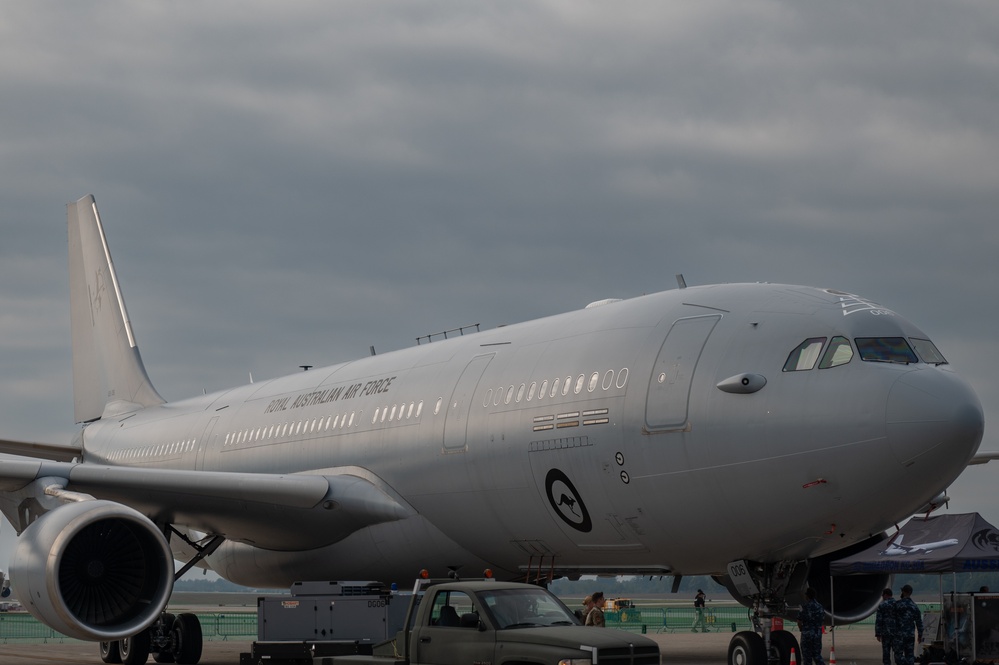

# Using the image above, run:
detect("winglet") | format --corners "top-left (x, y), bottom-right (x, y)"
top-left (68, 195), bottom-right (165, 422)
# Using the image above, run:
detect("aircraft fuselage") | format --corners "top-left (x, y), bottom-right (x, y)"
top-left (78, 283), bottom-right (984, 586)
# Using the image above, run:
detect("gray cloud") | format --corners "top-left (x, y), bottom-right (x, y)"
top-left (1, 0), bottom-right (997, 560)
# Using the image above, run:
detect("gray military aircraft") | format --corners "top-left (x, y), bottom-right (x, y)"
top-left (0, 195), bottom-right (987, 665)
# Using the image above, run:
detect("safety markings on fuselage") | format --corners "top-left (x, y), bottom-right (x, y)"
top-left (544, 468), bottom-right (592, 533)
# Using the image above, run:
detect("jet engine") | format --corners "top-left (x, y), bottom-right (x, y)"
top-left (10, 500), bottom-right (173, 641)
top-left (716, 534), bottom-right (890, 624)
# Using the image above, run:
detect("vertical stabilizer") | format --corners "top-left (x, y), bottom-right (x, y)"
top-left (69, 195), bottom-right (165, 422)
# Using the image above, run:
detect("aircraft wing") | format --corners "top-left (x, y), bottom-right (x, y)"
top-left (0, 438), bottom-right (81, 462)
top-left (0, 459), bottom-right (410, 550)
top-left (969, 450), bottom-right (999, 465)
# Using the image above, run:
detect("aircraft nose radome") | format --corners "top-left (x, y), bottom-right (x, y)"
top-left (886, 368), bottom-right (984, 470)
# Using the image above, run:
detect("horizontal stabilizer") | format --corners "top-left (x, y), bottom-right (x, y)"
top-left (0, 438), bottom-right (81, 463)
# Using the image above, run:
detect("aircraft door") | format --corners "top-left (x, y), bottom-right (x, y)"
top-left (195, 416), bottom-right (219, 470)
top-left (645, 315), bottom-right (720, 431)
top-left (443, 354), bottom-right (493, 453)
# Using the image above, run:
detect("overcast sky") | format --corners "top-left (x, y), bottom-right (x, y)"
top-left (1, 2), bottom-right (997, 566)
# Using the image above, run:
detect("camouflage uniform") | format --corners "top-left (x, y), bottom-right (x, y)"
top-left (798, 598), bottom-right (826, 665)
top-left (894, 597), bottom-right (923, 665)
top-left (875, 596), bottom-right (898, 665)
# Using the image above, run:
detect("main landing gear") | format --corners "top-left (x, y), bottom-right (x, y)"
top-left (100, 613), bottom-right (203, 665)
top-left (99, 530), bottom-right (221, 665)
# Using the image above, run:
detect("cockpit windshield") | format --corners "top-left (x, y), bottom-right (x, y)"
top-left (855, 338), bottom-right (918, 364)
top-left (909, 338), bottom-right (948, 365)
top-left (784, 336), bottom-right (947, 371)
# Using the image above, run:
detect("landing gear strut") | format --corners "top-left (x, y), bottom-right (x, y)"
top-left (722, 560), bottom-right (807, 665)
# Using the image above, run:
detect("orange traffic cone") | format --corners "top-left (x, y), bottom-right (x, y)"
top-left (790, 648), bottom-right (797, 665)
top-left (829, 646), bottom-right (836, 665)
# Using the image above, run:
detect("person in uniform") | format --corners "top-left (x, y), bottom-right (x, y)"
top-left (894, 584), bottom-right (924, 665)
top-left (585, 592), bottom-right (606, 627)
top-left (797, 588), bottom-right (826, 665)
top-left (579, 595), bottom-right (594, 623)
top-left (691, 589), bottom-right (708, 632)
top-left (875, 588), bottom-right (898, 665)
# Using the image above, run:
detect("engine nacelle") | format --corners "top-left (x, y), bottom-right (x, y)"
top-left (10, 500), bottom-right (173, 641)
top-left (715, 535), bottom-right (891, 624)
top-left (805, 537), bottom-right (892, 624)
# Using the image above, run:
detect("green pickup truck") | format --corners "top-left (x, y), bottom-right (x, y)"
top-left (326, 579), bottom-right (660, 665)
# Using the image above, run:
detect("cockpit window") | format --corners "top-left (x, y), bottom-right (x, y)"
top-left (855, 337), bottom-right (918, 364)
top-left (818, 336), bottom-right (853, 369)
top-left (909, 338), bottom-right (948, 365)
top-left (783, 338), bottom-right (826, 372)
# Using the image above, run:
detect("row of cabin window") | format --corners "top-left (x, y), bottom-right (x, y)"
top-left (224, 410), bottom-right (361, 447)
top-left (107, 439), bottom-right (196, 461)
top-left (224, 399), bottom-right (434, 447)
top-left (482, 368), bottom-right (630, 408)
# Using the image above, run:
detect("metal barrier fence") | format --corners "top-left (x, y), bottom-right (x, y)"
top-left (4, 603), bottom-right (935, 642)
top-left (604, 604), bottom-right (939, 634)
top-left (0, 612), bottom-right (258, 644)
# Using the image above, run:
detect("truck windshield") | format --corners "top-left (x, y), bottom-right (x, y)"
top-left (478, 588), bottom-right (579, 629)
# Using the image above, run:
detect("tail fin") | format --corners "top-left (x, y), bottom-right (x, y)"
top-left (68, 195), bottom-right (165, 422)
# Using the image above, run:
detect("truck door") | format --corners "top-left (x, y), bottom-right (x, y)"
top-left (414, 589), bottom-right (494, 665)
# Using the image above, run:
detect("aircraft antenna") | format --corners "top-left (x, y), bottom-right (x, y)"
top-left (676, 274), bottom-right (687, 289)
top-left (300, 365), bottom-right (312, 371)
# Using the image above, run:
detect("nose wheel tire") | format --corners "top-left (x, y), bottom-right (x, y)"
top-left (729, 631), bottom-right (766, 665)
top-left (770, 629), bottom-right (801, 665)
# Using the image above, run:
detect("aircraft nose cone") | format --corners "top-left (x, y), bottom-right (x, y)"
top-left (886, 368), bottom-right (984, 469)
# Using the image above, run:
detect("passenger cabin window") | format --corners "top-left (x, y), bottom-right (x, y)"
top-left (855, 337), bottom-right (918, 364)
top-left (783, 338), bottom-right (826, 372)
top-left (910, 338), bottom-right (948, 365)
top-left (819, 336), bottom-right (854, 369)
